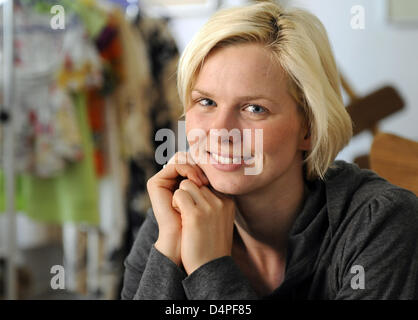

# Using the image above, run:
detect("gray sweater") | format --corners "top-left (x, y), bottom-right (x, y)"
top-left (121, 161), bottom-right (418, 300)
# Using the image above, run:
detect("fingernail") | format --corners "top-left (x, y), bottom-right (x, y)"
top-left (200, 171), bottom-right (209, 184)
top-left (194, 174), bottom-right (203, 186)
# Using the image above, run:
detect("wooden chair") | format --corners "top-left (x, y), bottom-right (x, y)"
top-left (370, 132), bottom-right (418, 196)
top-left (340, 75), bottom-right (405, 169)
top-left (340, 75), bottom-right (417, 195)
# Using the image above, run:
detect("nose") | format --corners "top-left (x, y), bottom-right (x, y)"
top-left (210, 105), bottom-right (238, 132)
top-left (208, 105), bottom-right (242, 154)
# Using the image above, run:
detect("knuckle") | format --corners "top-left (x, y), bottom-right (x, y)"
top-left (179, 179), bottom-right (188, 189)
top-left (190, 166), bottom-right (202, 178)
top-left (201, 202), bottom-right (212, 213)
top-left (190, 208), bottom-right (204, 220)
top-left (199, 185), bottom-right (208, 192)
top-left (172, 151), bottom-right (187, 165)
top-left (172, 190), bottom-right (182, 208)
top-left (146, 177), bottom-right (155, 191)
top-left (179, 179), bottom-right (195, 190)
top-left (173, 153), bottom-right (180, 163)
top-left (213, 197), bottom-right (223, 208)
top-left (172, 191), bottom-right (180, 205)
top-left (173, 188), bottom-right (182, 198)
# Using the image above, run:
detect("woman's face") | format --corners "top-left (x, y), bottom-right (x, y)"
top-left (185, 43), bottom-right (310, 195)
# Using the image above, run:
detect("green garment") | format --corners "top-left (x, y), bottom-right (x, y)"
top-left (21, 0), bottom-right (108, 39)
top-left (0, 93), bottom-right (99, 225)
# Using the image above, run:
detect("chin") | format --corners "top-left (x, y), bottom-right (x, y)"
top-left (207, 175), bottom-right (255, 196)
top-left (210, 182), bottom-right (243, 195)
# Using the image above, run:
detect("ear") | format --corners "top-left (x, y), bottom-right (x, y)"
top-left (298, 123), bottom-right (312, 151)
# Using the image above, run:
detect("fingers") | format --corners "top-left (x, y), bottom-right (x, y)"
top-left (172, 189), bottom-right (196, 214)
top-left (174, 179), bottom-right (227, 214)
top-left (201, 185), bottom-right (235, 211)
top-left (167, 151), bottom-right (194, 166)
top-left (171, 190), bottom-right (180, 212)
top-left (178, 179), bottom-right (210, 209)
top-left (156, 152), bottom-right (209, 189)
top-left (178, 181), bottom-right (234, 212)
top-left (198, 185), bottom-right (217, 202)
top-left (171, 152), bottom-right (209, 184)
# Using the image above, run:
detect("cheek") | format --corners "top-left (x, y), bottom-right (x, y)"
top-left (185, 110), bottom-right (211, 160)
top-left (185, 108), bottom-right (208, 134)
top-left (262, 120), bottom-right (301, 155)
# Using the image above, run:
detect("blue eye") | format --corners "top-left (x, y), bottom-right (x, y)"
top-left (246, 104), bottom-right (266, 114)
top-left (198, 98), bottom-right (217, 107)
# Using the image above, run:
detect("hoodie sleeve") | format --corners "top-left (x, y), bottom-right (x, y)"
top-left (121, 209), bottom-right (187, 300)
top-left (335, 188), bottom-right (418, 300)
top-left (121, 208), bottom-right (259, 300)
top-left (182, 256), bottom-right (259, 300)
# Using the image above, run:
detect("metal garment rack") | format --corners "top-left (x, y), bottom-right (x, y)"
top-left (0, 0), bottom-right (224, 300)
top-left (1, 0), bottom-right (17, 300)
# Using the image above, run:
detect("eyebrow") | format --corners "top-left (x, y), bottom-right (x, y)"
top-left (192, 88), bottom-right (277, 104)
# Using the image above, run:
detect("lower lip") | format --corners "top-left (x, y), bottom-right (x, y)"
top-left (208, 152), bottom-right (244, 172)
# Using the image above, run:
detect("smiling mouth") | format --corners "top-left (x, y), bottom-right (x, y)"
top-left (207, 151), bottom-right (253, 165)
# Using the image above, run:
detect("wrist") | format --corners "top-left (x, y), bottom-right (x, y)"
top-left (154, 236), bottom-right (181, 266)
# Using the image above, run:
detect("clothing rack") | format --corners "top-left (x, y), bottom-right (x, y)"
top-left (0, 0), bottom-right (199, 300)
top-left (1, 0), bottom-right (17, 300)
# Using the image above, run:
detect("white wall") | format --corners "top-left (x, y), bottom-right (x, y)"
top-left (166, 0), bottom-right (418, 162)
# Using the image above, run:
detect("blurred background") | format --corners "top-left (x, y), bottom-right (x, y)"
top-left (0, 0), bottom-right (417, 300)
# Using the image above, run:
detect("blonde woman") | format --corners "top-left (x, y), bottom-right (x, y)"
top-left (122, 1), bottom-right (418, 299)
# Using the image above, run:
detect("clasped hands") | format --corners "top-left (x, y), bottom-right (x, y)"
top-left (146, 152), bottom-right (236, 275)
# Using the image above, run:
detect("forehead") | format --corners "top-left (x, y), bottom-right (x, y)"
top-left (193, 43), bottom-right (288, 97)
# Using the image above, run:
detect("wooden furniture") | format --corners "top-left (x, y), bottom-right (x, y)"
top-left (340, 74), bottom-right (405, 168)
top-left (370, 132), bottom-right (418, 196)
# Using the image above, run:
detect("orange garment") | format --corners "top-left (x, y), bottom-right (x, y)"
top-left (87, 89), bottom-right (106, 177)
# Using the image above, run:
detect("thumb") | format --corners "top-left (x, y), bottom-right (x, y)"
top-left (172, 195), bottom-right (181, 213)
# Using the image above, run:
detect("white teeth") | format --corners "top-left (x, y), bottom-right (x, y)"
top-left (211, 153), bottom-right (241, 164)
top-left (210, 153), bottom-right (254, 164)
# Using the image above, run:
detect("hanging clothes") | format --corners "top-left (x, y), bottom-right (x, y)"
top-left (1, 0), bottom-right (184, 298)
top-left (1, 92), bottom-right (100, 224)
top-left (19, 93), bottom-right (99, 224)
top-left (122, 12), bottom-right (183, 252)
top-left (0, 3), bottom-right (106, 225)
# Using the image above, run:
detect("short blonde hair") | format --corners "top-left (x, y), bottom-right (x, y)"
top-left (177, 0), bottom-right (353, 180)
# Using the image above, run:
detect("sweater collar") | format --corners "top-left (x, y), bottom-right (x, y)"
top-left (275, 161), bottom-right (363, 291)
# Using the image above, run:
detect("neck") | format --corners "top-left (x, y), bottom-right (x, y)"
top-left (233, 161), bottom-right (307, 252)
